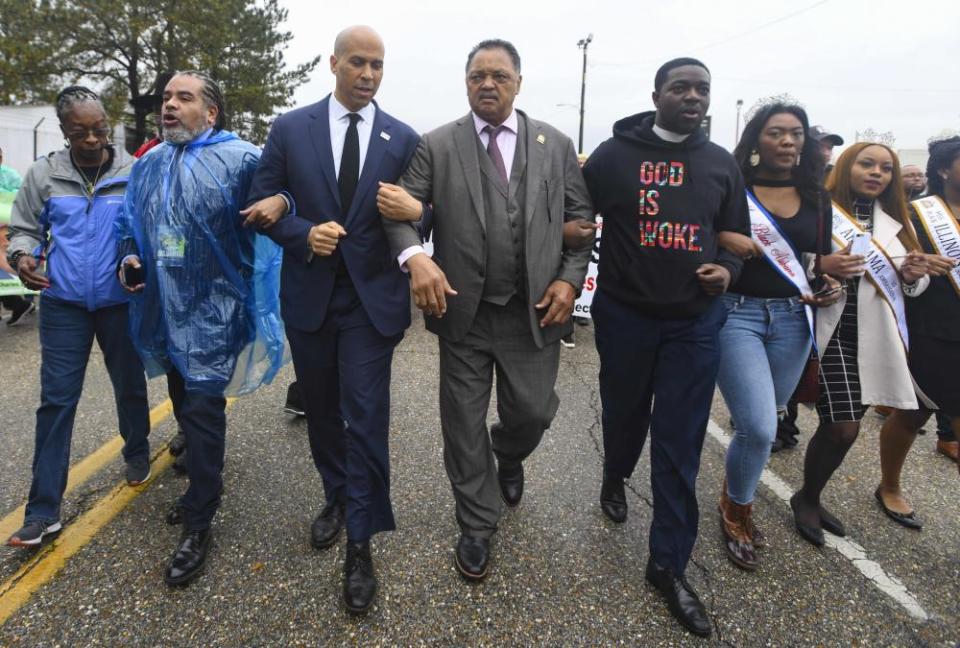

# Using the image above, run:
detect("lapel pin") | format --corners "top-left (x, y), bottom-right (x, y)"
top-left (537, 134), bottom-right (546, 144)
top-left (380, 131), bottom-right (391, 141)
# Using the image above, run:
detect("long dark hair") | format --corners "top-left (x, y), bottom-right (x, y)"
top-left (926, 136), bottom-right (960, 198)
top-left (733, 103), bottom-right (824, 205)
top-left (827, 142), bottom-right (920, 252)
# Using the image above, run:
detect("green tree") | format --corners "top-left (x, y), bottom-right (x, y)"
top-left (0, 0), bottom-right (320, 149)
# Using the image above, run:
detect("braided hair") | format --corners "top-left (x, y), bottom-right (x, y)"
top-left (55, 86), bottom-right (104, 124)
top-left (926, 136), bottom-right (960, 198)
top-left (174, 71), bottom-right (226, 130)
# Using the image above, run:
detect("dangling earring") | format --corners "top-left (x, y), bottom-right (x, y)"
top-left (795, 153), bottom-right (802, 167)
top-left (750, 150), bottom-right (760, 167)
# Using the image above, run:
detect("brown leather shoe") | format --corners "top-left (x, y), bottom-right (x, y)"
top-left (936, 440), bottom-right (959, 463)
top-left (721, 479), bottom-right (764, 548)
top-left (719, 492), bottom-right (758, 571)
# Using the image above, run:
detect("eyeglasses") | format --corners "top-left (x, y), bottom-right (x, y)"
top-left (64, 127), bottom-right (111, 141)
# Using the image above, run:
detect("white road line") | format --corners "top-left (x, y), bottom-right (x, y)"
top-left (706, 420), bottom-right (929, 621)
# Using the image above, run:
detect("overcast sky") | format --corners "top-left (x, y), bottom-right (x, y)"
top-left (281, 0), bottom-right (960, 156)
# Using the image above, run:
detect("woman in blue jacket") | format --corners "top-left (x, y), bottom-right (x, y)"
top-left (5, 86), bottom-right (151, 547)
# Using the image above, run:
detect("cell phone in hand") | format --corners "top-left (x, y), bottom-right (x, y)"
top-left (123, 264), bottom-right (145, 286)
top-left (813, 285), bottom-right (839, 299)
top-left (850, 232), bottom-right (872, 257)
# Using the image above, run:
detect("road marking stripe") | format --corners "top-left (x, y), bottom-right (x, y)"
top-left (706, 420), bottom-right (929, 621)
top-left (0, 444), bottom-right (174, 626)
top-left (0, 399), bottom-right (174, 543)
top-left (0, 398), bottom-right (234, 627)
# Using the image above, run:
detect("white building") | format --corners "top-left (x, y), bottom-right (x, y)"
top-left (0, 105), bottom-right (125, 177)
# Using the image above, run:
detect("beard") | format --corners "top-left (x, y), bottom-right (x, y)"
top-left (163, 121), bottom-right (207, 144)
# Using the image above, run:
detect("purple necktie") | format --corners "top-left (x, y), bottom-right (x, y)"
top-left (483, 125), bottom-right (509, 186)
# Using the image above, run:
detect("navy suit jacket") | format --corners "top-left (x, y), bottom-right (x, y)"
top-left (248, 96), bottom-right (420, 336)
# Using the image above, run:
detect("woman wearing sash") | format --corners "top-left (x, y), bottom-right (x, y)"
top-left (876, 137), bottom-right (960, 529)
top-left (715, 104), bottom-right (840, 569)
top-left (791, 143), bottom-right (932, 546)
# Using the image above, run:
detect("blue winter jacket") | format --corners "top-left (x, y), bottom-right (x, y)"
top-left (7, 147), bottom-right (132, 310)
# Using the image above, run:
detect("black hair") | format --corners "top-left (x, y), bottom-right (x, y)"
top-left (465, 39), bottom-right (521, 74)
top-left (654, 57), bottom-right (709, 92)
top-left (926, 136), bottom-right (960, 198)
top-left (174, 71), bottom-right (226, 130)
top-left (733, 102), bottom-right (824, 205)
top-left (55, 86), bottom-right (104, 124)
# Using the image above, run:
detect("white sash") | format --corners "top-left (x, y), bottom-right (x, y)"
top-left (831, 202), bottom-right (910, 349)
top-left (912, 196), bottom-right (960, 297)
top-left (745, 191), bottom-right (814, 338)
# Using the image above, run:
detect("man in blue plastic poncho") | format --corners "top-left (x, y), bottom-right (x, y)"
top-left (119, 71), bottom-right (285, 586)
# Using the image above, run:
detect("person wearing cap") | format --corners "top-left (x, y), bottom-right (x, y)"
top-left (810, 125), bottom-right (844, 173)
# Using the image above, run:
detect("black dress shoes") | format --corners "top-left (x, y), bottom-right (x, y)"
top-left (497, 460), bottom-right (524, 507)
top-left (165, 528), bottom-right (212, 586)
top-left (600, 471), bottom-right (628, 523)
top-left (645, 559), bottom-right (711, 638)
top-left (343, 541), bottom-right (377, 614)
top-left (311, 501), bottom-right (345, 549)
top-left (168, 430), bottom-right (187, 456)
top-left (790, 493), bottom-right (825, 547)
top-left (819, 504), bottom-right (847, 537)
top-left (455, 534), bottom-right (490, 581)
top-left (165, 501), bottom-right (183, 526)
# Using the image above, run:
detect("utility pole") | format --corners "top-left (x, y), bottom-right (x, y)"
top-left (734, 99), bottom-right (743, 145)
top-left (577, 33), bottom-right (593, 155)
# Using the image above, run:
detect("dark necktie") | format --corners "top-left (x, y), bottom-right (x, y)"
top-left (482, 125), bottom-right (509, 186)
top-left (339, 113), bottom-right (361, 215)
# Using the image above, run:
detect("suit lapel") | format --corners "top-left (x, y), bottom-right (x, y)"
top-left (454, 115), bottom-right (486, 232)
top-left (522, 112), bottom-right (547, 229)
top-left (307, 96), bottom-right (342, 216)
top-left (347, 106), bottom-right (389, 225)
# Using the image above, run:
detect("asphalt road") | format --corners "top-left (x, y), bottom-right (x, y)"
top-left (0, 306), bottom-right (957, 647)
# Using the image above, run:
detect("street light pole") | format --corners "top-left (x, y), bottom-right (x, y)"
top-left (734, 99), bottom-right (744, 145)
top-left (577, 33), bottom-right (593, 155)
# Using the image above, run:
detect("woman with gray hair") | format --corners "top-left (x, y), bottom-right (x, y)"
top-left (5, 85), bottom-right (151, 548)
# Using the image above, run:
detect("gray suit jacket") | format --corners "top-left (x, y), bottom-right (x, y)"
top-left (383, 110), bottom-right (595, 348)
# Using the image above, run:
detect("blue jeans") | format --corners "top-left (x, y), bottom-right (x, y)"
top-left (25, 295), bottom-right (150, 524)
top-left (717, 294), bottom-right (812, 505)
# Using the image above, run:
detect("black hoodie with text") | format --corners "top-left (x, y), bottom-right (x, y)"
top-left (582, 110), bottom-right (749, 319)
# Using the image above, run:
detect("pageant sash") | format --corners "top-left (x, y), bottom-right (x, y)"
top-left (746, 191), bottom-right (814, 337)
top-left (831, 202), bottom-right (909, 349)
top-left (912, 196), bottom-right (960, 297)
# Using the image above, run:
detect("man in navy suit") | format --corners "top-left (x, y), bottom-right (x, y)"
top-left (243, 25), bottom-right (419, 615)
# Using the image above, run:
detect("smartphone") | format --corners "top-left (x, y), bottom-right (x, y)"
top-left (123, 264), bottom-right (145, 286)
top-left (850, 232), bottom-right (872, 257)
top-left (813, 285), bottom-right (840, 299)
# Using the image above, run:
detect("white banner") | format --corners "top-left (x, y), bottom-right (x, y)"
top-left (746, 191), bottom-right (815, 337)
top-left (912, 196), bottom-right (960, 297)
top-left (831, 202), bottom-right (910, 349)
top-left (573, 216), bottom-right (602, 318)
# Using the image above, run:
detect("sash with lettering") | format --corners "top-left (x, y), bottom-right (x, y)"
top-left (912, 196), bottom-right (960, 297)
top-left (745, 191), bottom-right (814, 337)
top-left (831, 202), bottom-right (910, 349)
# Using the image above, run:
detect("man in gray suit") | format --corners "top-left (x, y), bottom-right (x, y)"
top-left (377, 38), bottom-right (594, 581)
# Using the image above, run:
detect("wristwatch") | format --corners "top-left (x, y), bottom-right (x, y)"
top-left (8, 249), bottom-right (26, 271)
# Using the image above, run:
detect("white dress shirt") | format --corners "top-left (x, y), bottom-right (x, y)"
top-left (329, 93), bottom-right (376, 179)
top-left (397, 110), bottom-right (520, 269)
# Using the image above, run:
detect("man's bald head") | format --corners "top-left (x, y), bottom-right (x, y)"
top-left (330, 25), bottom-right (385, 111)
top-left (334, 25), bottom-right (383, 58)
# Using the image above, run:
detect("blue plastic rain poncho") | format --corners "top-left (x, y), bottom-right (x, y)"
top-left (121, 130), bottom-right (286, 396)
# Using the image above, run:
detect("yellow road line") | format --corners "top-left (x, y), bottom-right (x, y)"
top-left (0, 443), bottom-right (175, 625)
top-left (0, 398), bottom-right (235, 627)
top-left (0, 399), bottom-right (174, 543)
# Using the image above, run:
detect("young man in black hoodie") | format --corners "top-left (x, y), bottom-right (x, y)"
top-left (582, 57), bottom-right (749, 638)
